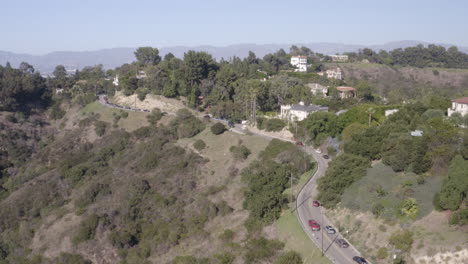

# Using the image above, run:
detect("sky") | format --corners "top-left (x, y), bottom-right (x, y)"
top-left (3, 0), bottom-right (468, 54)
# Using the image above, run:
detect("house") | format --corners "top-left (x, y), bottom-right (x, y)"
top-left (448, 97), bottom-right (468, 117)
top-left (55, 88), bottom-right (64, 94)
top-left (336, 86), bottom-right (356, 99)
top-left (385, 109), bottom-right (399, 117)
top-left (280, 101), bottom-right (328, 122)
top-left (329, 55), bottom-right (349, 62)
top-left (307, 83), bottom-right (328, 96)
top-left (318, 67), bottom-right (342, 80)
top-left (290, 56), bottom-right (308, 72)
top-left (113, 75), bottom-right (119, 86)
top-left (411, 130), bottom-right (423, 137)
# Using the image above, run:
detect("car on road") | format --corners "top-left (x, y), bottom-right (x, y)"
top-left (322, 154), bottom-right (329, 159)
top-left (336, 239), bottom-right (349, 248)
top-left (312, 200), bottom-right (321, 207)
top-left (325, 226), bottom-right (336, 234)
top-left (228, 121), bottom-right (235, 128)
top-left (295, 141), bottom-right (304, 146)
top-left (352, 256), bottom-right (368, 264)
top-left (308, 220), bottom-right (320, 231)
top-left (315, 148), bottom-right (322, 153)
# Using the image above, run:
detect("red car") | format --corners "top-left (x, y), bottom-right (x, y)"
top-left (308, 220), bottom-right (320, 231)
top-left (312, 200), bottom-right (321, 207)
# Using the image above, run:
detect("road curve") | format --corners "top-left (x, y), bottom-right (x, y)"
top-left (230, 125), bottom-right (368, 264)
top-left (94, 99), bottom-right (367, 264)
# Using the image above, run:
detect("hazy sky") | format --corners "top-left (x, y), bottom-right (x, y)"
top-left (3, 0), bottom-right (468, 54)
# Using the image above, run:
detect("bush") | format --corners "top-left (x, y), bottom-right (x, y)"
top-left (171, 109), bottom-right (205, 138)
top-left (449, 208), bottom-right (468, 225)
top-left (73, 214), bottom-right (99, 245)
top-left (389, 230), bottom-right (414, 252)
top-left (193, 139), bottom-right (206, 151)
top-left (147, 108), bottom-right (163, 125)
top-left (256, 117), bottom-right (265, 130)
top-left (377, 247), bottom-right (389, 259)
top-left (219, 229), bottom-right (234, 243)
top-left (244, 237), bottom-right (284, 264)
top-left (372, 202), bottom-right (385, 217)
top-left (230, 145), bottom-right (251, 161)
top-left (211, 122), bottom-right (226, 135)
top-left (264, 118), bottom-right (286, 132)
top-left (54, 253), bottom-right (92, 264)
top-left (273, 251), bottom-right (302, 264)
top-left (50, 103), bottom-right (66, 120)
top-left (94, 120), bottom-right (108, 137)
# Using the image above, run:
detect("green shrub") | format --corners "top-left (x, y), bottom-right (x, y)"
top-left (229, 145), bottom-right (251, 161)
top-left (73, 214), bottom-right (99, 245)
top-left (244, 237), bottom-right (284, 264)
top-left (54, 253), bottom-right (92, 264)
top-left (377, 247), bottom-right (389, 259)
top-left (219, 229), bottom-right (234, 243)
top-left (211, 122), bottom-right (226, 135)
top-left (94, 121), bottom-right (108, 137)
top-left (193, 139), bottom-right (206, 151)
top-left (264, 118), bottom-right (286, 132)
top-left (372, 202), bottom-right (385, 217)
top-left (273, 251), bottom-right (302, 264)
top-left (171, 109), bottom-right (205, 138)
top-left (147, 108), bottom-right (163, 125)
top-left (256, 117), bottom-right (265, 130)
top-left (389, 230), bottom-right (414, 252)
top-left (50, 103), bottom-right (66, 120)
top-left (213, 253), bottom-right (235, 264)
top-left (449, 208), bottom-right (468, 225)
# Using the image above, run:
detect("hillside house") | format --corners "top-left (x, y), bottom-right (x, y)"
top-left (136, 70), bottom-right (147, 79)
top-left (329, 55), bottom-right (349, 62)
top-left (280, 101), bottom-right (328, 122)
top-left (336, 86), bottom-right (356, 99)
top-left (290, 56), bottom-right (308, 72)
top-left (318, 67), bottom-right (342, 80)
top-left (113, 75), bottom-right (119, 86)
top-left (385, 109), bottom-right (399, 116)
top-left (307, 83), bottom-right (328, 96)
top-left (448, 97), bottom-right (468, 117)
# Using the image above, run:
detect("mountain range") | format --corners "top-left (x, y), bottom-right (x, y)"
top-left (1, 41), bottom-right (467, 74)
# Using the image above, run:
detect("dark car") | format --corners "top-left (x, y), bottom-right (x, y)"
top-left (352, 256), bottom-right (368, 264)
top-left (203, 115), bottom-right (211, 119)
top-left (228, 121), bottom-right (235, 128)
top-left (336, 239), bottom-right (349, 248)
top-left (295, 141), bottom-right (304, 146)
top-left (312, 200), bottom-right (321, 207)
top-left (322, 154), bottom-right (329, 159)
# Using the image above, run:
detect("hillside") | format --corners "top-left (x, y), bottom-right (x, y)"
top-left (340, 63), bottom-right (468, 102)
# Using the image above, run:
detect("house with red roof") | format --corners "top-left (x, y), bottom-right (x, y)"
top-left (448, 97), bottom-right (468, 117)
top-left (336, 86), bottom-right (356, 99)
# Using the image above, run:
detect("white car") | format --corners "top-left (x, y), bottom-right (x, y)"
top-left (315, 149), bottom-right (322, 154)
top-left (325, 226), bottom-right (336, 234)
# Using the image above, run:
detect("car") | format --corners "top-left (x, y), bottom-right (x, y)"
top-left (312, 200), bottom-right (321, 207)
top-left (228, 121), bottom-right (235, 128)
top-left (295, 141), bottom-right (304, 146)
top-left (322, 154), bottom-right (329, 159)
top-left (315, 148), bottom-right (322, 153)
top-left (352, 256), bottom-right (368, 264)
top-left (336, 239), bottom-right (349, 248)
top-left (325, 226), bottom-right (336, 234)
top-left (203, 115), bottom-right (211, 119)
top-left (308, 220), bottom-right (320, 231)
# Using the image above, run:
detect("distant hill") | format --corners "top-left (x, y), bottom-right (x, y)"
top-left (1, 41), bottom-right (467, 74)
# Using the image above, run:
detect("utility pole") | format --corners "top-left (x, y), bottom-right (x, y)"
top-left (321, 206), bottom-right (324, 256)
top-left (287, 174), bottom-right (298, 212)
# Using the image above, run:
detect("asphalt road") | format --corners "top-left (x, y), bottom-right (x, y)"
top-left (230, 125), bottom-right (368, 264)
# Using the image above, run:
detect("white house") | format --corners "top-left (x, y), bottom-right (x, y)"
top-left (290, 56), bottom-right (308, 72)
top-left (448, 97), bottom-right (468, 117)
top-left (113, 75), bottom-right (119, 86)
top-left (280, 101), bottom-right (328, 122)
top-left (307, 83), bottom-right (328, 96)
top-left (136, 70), bottom-right (147, 79)
top-left (385, 109), bottom-right (399, 117)
top-left (336, 86), bottom-right (356, 99)
top-left (329, 55), bottom-right (349, 62)
top-left (318, 67), bottom-right (342, 80)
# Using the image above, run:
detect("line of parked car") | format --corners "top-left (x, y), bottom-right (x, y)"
top-left (309, 200), bottom-right (368, 264)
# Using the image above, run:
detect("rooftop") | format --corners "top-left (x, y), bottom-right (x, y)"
top-left (452, 97), bottom-right (468, 104)
top-left (336, 86), bottom-right (356, 92)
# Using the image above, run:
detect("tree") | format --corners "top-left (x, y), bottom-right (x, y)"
top-left (134, 47), bottom-right (161, 66)
top-left (211, 122), bottom-right (226, 135)
top-left (183, 50), bottom-right (218, 87)
top-left (53, 65), bottom-right (67, 80)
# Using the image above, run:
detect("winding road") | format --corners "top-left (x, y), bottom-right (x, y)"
top-left (96, 96), bottom-right (367, 264)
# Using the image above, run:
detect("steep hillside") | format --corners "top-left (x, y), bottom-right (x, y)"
top-left (340, 63), bottom-right (468, 102)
